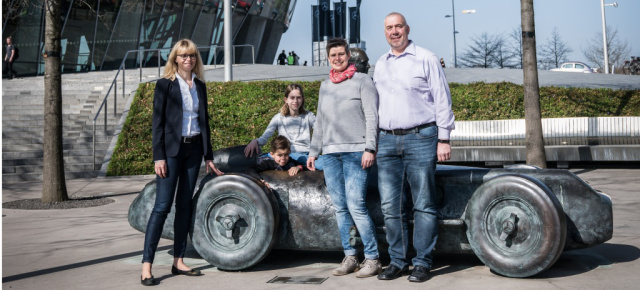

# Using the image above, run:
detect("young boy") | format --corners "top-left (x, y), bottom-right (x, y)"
top-left (253, 135), bottom-right (305, 176)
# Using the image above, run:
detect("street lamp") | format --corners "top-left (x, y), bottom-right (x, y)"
top-left (601, 0), bottom-right (618, 74)
top-left (445, 1), bottom-right (475, 68)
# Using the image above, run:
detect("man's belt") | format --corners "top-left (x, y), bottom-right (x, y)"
top-left (382, 122), bottom-right (436, 136)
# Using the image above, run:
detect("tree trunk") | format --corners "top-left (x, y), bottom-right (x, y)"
top-left (520, 0), bottom-right (547, 168)
top-left (42, 0), bottom-right (68, 203)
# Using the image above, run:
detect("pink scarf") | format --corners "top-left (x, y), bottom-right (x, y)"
top-left (330, 63), bottom-right (357, 83)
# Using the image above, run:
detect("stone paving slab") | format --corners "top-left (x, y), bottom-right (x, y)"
top-left (2, 168), bottom-right (640, 289)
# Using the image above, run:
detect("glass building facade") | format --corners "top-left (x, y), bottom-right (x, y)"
top-left (2, 0), bottom-right (295, 76)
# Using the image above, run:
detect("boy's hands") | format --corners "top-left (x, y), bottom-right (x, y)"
top-left (288, 165), bottom-right (302, 176)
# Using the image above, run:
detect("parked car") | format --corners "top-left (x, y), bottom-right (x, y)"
top-left (550, 61), bottom-right (594, 73)
top-left (128, 145), bottom-right (613, 278)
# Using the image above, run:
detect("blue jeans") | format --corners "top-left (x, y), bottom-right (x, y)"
top-left (323, 152), bottom-right (379, 259)
top-left (142, 140), bottom-right (203, 264)
top-left (376, 125), bottom-right (438, 269)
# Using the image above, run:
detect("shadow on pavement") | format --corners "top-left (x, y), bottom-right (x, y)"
top-left (534, 243), bottom-right (640, 279)
top-left (431, 253), bottom-right (484, 278)
top-left (227, 249), bottom-right (345, 272)
top-left (2, 245), bottom-right (172, 283)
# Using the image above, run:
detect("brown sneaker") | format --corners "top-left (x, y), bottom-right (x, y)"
top-left (355, 259), bottom-right (382, 278)
top-left (333, 255), bottom-right (360, 276)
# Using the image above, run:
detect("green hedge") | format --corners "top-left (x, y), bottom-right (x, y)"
top-left (107, 80), bottom-right (640, 176)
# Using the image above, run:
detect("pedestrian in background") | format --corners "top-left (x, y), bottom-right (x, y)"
top-left (287, 52), bottom-right (294, 65)
top-left (277, 50), bottom-right (287, 65)
top-left (4, 36), bottom-right (18, 79)
top-left (293, 51), bottom-right (300, 65)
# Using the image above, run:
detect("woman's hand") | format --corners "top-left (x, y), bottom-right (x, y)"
top-left (361, 151), bottom-right (376, 169)
top-left (244, 139), bottom-right (260, 157)
top-left (206, 160), bottom-right (224, 176)
top-left (307, 156), bottom-right (317, 171)
top-left (155, 160), bottom-right (167, 178)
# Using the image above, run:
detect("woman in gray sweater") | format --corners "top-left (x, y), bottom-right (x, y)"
top-left (307, 38), bottom-right (380, 278)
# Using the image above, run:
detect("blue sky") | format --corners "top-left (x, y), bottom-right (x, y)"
top-left (276, 0), bottom-right (640, 69)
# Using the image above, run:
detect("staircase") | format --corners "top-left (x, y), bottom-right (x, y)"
top-left (2, 70), bottom-right (156, 182)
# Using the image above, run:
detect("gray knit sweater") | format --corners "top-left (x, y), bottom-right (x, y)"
top-left (309, 72), bottom-right (379, 157)
top-left (256, 112), bottom-right (315, 153)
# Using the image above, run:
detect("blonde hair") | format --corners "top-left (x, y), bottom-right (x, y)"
top-left (163, 39), bottom-right (205, 81)
top-left (280, 83), bottom-right (307, 116)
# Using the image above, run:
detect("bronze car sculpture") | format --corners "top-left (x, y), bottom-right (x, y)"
top-left (128, 145), bottom-right (613, 278)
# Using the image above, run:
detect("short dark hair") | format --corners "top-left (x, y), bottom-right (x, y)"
top-left (326, 38), bottom-right (349, 56)
top-left (270, 135), bottom-right (291, 153)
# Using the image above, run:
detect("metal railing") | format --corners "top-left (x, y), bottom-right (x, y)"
top-left (450, 116), bottom-right (640, 146)
top-left (92, 44), bottom-right (255, 169)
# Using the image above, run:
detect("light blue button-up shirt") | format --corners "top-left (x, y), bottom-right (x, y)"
top-left (373, 41), bottom-right (455, 139)
top-left (175, 73), bottom-right (201, 137)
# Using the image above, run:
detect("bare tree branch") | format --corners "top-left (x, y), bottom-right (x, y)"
top-left (582, 26), bottom-right (631, 70)
top-left (539, 27), bottom-right (573, 69)
top-left (508, 26), bottom-right (524, 68)
top-left (460, 32), bottom-right (502, 68)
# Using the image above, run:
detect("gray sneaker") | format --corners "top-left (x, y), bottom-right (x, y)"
top-left (333, 255), bottom-right (360, 276)
top-left (355, 258), bottom-right (382, 278)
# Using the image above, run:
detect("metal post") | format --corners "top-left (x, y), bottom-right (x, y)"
top-left (122, 63), bottom-right (125, 98)
top-left (139, 51), bottom-right (143, 81)
top-left (158, 52), bottom-right (161, 77)
top-left (91, 0), bottom-right (100, 73)
top-left (114, 80), bottom-right (117, 116)
top-left (224, 0), bottom-right (232, 81)
top-left (93, 122), bottom-right (96, 170)
top-left (104, 100), bottom-right (108, 133)
top-left (452, 0), bottom-right (457, 68)
top-left (601, 0), bottom-right (609, 74)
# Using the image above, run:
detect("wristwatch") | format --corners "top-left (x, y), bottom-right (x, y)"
top-left (437, 139), bottom-right (450, 144)
top-left (365, 148), bottom-right (376, 154)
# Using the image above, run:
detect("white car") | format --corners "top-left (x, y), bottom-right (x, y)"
top-left (550, 62), bottom-right (594, 73)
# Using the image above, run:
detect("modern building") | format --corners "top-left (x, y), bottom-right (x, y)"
top-left (2, 0), bottom-right (296, 76)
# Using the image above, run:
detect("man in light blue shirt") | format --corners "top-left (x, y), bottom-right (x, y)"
top-left (373, 12), bottom-right (455, 283)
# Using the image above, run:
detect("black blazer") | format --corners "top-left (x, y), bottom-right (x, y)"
top-left (152, 77), bottom-right (214, 161)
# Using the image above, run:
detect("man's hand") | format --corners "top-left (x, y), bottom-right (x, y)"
top-left (307, 156), bottom-right (317, 171)
top-left (437, 143), bottom-right (451, 162)
top-left (206, 160), bottom-right (224, 176)
top-left (155, 160), bottom-right (167, 178)
top-left (361, 151), bottom-right (375, 169)
top-left (244, 139), bottom-right (260, 157)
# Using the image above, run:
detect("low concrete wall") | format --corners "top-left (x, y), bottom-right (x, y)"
top-left (450, 145), bottom-right (640, 165)
top-left (451, 117), bottom-right (640, 146)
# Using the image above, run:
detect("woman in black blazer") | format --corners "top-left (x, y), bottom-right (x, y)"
top-left (141, 39), bottom-right (223, 286)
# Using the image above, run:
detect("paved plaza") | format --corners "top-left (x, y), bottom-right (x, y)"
top-left (2, 168), bottom-right (639, 289)
top-left (3, 65), bottom-right (639, 288)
